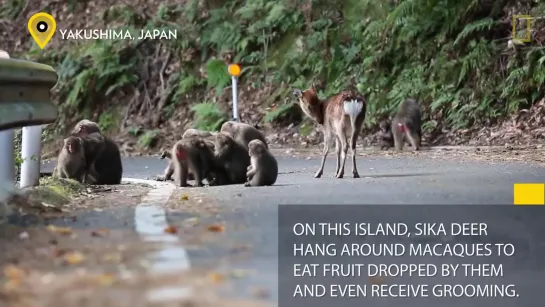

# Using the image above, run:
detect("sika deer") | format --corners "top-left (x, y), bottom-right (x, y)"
top-left (293, 84), bottom-right (366, 178)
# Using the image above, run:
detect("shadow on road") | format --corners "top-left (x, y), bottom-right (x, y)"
top-left (364, 172), bottom-right (440, 178)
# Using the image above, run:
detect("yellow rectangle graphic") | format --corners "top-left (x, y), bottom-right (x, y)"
top-left (513, 183), bottom-right (544, 205)
top-left (512, 15), bottom-right (532, 43)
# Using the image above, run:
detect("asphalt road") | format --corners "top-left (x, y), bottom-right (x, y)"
top-left (40, 152), bottom-right (545, 304)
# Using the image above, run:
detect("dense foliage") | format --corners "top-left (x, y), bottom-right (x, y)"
top-left (3, 0), bottom-right (545, 138)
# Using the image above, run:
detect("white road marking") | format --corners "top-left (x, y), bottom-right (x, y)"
top-left (124, 178), bottom-right (192, 302)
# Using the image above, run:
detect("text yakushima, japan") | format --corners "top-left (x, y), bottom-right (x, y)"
top-left (59, 28), bottom-right (178, 40)
top-left (290, 221), bottom-right (519, 299)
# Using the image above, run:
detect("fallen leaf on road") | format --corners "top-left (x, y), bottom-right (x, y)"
top-left (95, 273), bottom-right (116, 286)
top-left (209, 272), bottom-right (224, 283)
top-left (3, 264), bottom-right (25, 280)
top-left (251, 287), bottom-right (270, 299)
top-left (181, 194), bottom-right (189, 200)
top-left (3, 279), bottom-right (21, 292)
top-left (230, 269), bottom-right (253, 278)
top-left (91, 228), bottom-right (110, 237)
top-left (164, 225), bottom-right (178, 234)
top-left (369, 276), bottom-right (385, 284)
top-left (102, 253), bottom-right (122, 263)
top-left (63, 251), bottom-right (85, 265)
top-left (46, 225), bottom-right (73, 235)
top-left (207, 224), bottom-right (225, 232)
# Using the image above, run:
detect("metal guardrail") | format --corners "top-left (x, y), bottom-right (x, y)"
top-left (0, 57), bottom-right (58, 130)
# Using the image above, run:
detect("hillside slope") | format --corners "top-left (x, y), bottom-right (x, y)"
top-left (1, 0), bottom-right (544, 155)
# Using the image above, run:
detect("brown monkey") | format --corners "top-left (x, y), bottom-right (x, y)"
top-left (214, 132), bottom-right (250, 184)
top-left (182, 128), bottom-right (216, 139)
top-left (156, 129), bottom-right (218, 182)
top-left (245, 139), bottom-right (278, 187)
top-left (220, 121), bottom-right (268, 150)
top-left (378, 120), bottom-right (394, 150)
top-left (54, 136), bottom-right (87, 182)
top-left (171, 138), bottom-right (225, 187)
top-left (71, 119), bottom-right (123, 184)
top-left (78, 132), bottom-right (106, 184)
top-left (392, 98), bottom-right (422, 151)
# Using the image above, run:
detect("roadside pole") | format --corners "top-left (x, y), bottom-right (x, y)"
top-left (227, 64), bottom-right (241, 122)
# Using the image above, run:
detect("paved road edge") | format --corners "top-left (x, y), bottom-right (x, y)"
top-left (122, 177), bottom-right (192, 303)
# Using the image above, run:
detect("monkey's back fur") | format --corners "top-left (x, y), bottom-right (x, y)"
top-left (220, 121), bottom-right (268, 150)
top-left (391, 98), bottom-right (422, 150)
top-left (72, 119), bottom-right (123, 184)
top-left (246, 140), bottom-right (278, 187)
top-left (214, 132), bottom-right (250, 184)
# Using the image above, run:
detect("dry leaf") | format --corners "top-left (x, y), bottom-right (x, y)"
top-left (3, 265), bottom-right (25, 280)
top-left (251, 287), bottom-right (270, 299)
top-left (209, 272), bottom-right (224, 283)
top-left (95, 273), bottom-right (116, 286)
top-left (102, 253), bottom-right (122, 263)
top-left (181, 194), bottom-right (189, 200)
top-left (164, 225), bottom-right (178, 234)
top-left (91, 229), bottom-right (110, 237)
top-left (369, 276), bottom-right (385, 284)
top-left (3, 279), bottom-right (21, 292)
top-left (63, 251), bottom-right (85, 265)
top-left (46, 225), bottom-right (73, 235)
top-left (207, 224), bottom-right (225, 232)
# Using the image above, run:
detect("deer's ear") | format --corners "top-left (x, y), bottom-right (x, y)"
top-left (293, 89), bottom-right (303, 98)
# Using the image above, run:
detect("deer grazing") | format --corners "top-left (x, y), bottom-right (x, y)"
top-left (293, 84), bottom-right (366, 179)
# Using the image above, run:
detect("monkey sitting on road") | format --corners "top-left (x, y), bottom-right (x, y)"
top-left (71, 119), bottom-right (123, 184)
top-left (214, 132), bottom-right (250, 184)
top-left (157, 129), bottom-right (219, 182)
top-left (54, 136), bottom-right (87, 182)
top-left (245, 139), bottom-right (278, 187)
top-left (220, 121), bottom-right (268, 150)
top-left (378, 120), bottom-right (394, 150)
top-left (171, 137), bottom-right (229, 187)
top-left (391, 98), bottom-right (422, 151)
top-left (54, 133), bottom-right (106, 184)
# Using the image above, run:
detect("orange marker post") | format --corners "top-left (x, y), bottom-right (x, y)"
top-left (228, 64), bottom-right (241, 121)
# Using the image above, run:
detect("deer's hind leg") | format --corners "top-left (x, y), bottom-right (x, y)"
top-left (334, 137), bottom-right (341, 176)
top-left (335, 127), bottom-right (348, 179)
top-left (314, 129), bottom-right (332, 178)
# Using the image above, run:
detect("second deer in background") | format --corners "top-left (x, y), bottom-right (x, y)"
top-left (293, 84), bottom-right (366, 179)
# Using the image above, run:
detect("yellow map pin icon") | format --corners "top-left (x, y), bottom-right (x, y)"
top-left (28, 12), bottom-right (56, 49)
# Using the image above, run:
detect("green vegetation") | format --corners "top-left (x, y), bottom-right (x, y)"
top-left (4, 0), bottom-right (545, 138)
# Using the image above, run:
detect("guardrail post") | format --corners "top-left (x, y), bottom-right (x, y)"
top-left (20, 125), bottom-right (43, 188)
top-left (0, 51), bottom-right (59, 199)
top-left (0, 51), bottom-right (15, 194)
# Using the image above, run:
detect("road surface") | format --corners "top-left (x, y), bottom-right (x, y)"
top-left (36, 151), bottom-right (545, 305)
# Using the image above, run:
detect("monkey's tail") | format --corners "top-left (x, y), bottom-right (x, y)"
top-left (343, 98), bottom-right (364, 133)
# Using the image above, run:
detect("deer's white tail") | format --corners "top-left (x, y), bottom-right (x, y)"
top-left (343, 99), bottom-right (364, 132)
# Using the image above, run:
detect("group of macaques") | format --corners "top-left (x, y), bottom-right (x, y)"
top-left (377, 98), bottom-right (422, 151)
top-left (53, 119), bottom-right (123, 185)
top-left (158, 120), bottom-right (278, 187)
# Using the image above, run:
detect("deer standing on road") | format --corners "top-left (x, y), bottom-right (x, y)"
top-left (293, 84), bottom-right (366, 179)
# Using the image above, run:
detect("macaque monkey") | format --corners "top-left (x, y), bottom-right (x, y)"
top-left (220, 121), bottom-right (268, 150)
top-left (378, 120), bottom-right (394, 150)
top-left (392, 98), bottom-right (422, 151)
top-left (54, 136), bottom-right (87, 182)
top-left (214, 132), bottom-right (250, 184)
top-left (171, 138), bottom-right (225, 187)
top-left (245, 139), bottom-right (278, 187)
top-left (71, 119), bottom-right (123, 184)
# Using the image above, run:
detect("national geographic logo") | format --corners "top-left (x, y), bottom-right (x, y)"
top-left (512, 15), bottom-right (533, 43)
